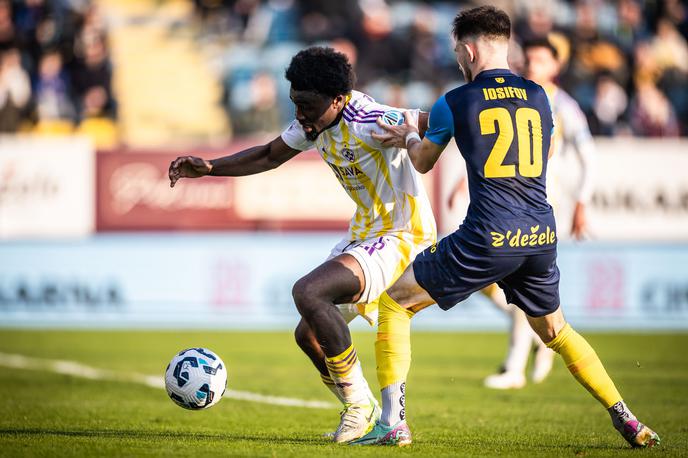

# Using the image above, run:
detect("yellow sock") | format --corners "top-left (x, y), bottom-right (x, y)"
top-left (320, 372), bottom-right (335, 385)
top-left (325, 344), bottom-right (358, 378)
top-left (376, 292), bottom-right (414, 389)
top-left (547, 323), bottom-right (622, 408)
top-left (325, 344), bottom-right (369, 403)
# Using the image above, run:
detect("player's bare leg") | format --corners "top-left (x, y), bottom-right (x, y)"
top-left (294, 319), bottom-right (346, 404)
top-left (351, 264), bottom-right (434, 446)
top-left (292, 255), bottom-right (380, 443)
top-left (527, 309), bottom-right (660, 448)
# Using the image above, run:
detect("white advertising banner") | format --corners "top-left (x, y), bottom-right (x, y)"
top-left (0, 234), bottom-right (686, 330)
top-left (585, 139), bottom-right (688, 241)
top-left (436, 138), bottom-right (688, 241)
top-left (0, 136), bottom-right (95, 238)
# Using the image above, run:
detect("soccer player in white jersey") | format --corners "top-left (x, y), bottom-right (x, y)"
top-left (483, 37), bottom-right (597, 390)
top-left (168, 47), bottom-right (436, 443)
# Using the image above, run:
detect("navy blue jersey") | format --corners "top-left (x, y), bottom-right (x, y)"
top-left (426, 69), bottom-right (556, 256)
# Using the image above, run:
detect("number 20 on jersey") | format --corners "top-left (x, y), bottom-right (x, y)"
top-left (480, 107), bottom-right (543, 179)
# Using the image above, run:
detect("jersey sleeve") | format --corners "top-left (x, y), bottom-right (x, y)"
top-left (425, 95), bottom-right (454, 146)
top-left (545, 90), bottom-right (556, 140)
top-left (562, 97), bottom-right (592, 146)
top-left (280, 120), bottom-right (314, 151)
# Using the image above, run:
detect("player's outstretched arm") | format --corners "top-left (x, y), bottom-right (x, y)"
top-left (169, 137), bottom-right (300, 187)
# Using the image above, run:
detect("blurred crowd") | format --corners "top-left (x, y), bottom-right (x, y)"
top-left (195, 0), bottom-right (688, 137)
top-left (0, 0), bottom-right (115, 141)
top-left (1, 0), bottom-right (687, 143)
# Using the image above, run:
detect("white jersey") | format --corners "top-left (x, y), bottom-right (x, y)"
top-left (281, 90), bottom-right (436, 250)
top-left (545, 85), bottom-right (595, 237)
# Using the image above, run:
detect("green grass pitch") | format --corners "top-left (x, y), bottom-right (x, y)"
top-left (0, 330), bottom-right (686, 457)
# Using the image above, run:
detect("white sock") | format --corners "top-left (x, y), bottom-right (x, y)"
top-left (320, 372), bottom-right (346, 404)
top-left (609, 400), bottom-right (637, 430)
top-left (380, 382), bottom-right (405, 426)
top-left (329, 360), bottom-right (371, 405)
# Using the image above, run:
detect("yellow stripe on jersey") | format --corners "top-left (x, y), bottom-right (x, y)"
top-left (349, 131), bottom-right (435, 247)
top-left (355, 138), bottom-right (397, 237)
top-left (340, 123), bottom-right (393, 240)
top-left (339, 123), bottom-right (377, 240)
top-left (407, 193), bottom-right (435, 245)
top-left (324, 129), bottom-right (367, 240)
top-left (312, 91), bottom-right (436, 246)
top-left (356, 139), bottom-right (395, 191)
top-left (334, 126), bottom-right (372, 239)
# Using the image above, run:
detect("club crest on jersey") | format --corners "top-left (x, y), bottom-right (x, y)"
top-left (342, 148), bottom-right (356, 162)
top-left (380, 110), bottom-right (404, 126)
top-left (495, 77), bottom-right (505, 83)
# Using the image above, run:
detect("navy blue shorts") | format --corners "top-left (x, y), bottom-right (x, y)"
top-left (412, 233), bottom-right (560, 317)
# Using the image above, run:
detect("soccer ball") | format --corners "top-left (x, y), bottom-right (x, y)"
top-left (380, 110), bottom-right (405, 126)
top-left (164, 348), bottom-right (227, 410)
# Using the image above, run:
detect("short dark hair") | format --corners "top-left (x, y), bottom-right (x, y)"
top-left (452, 6), bottom-right (511, 42)
top-left (522, 38), bottom-right (559, 60)
top-left (285, 46), bottom-right (355, 98)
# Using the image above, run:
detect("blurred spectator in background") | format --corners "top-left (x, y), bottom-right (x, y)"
top-left (0, 47), bottom-right (30, 131)
top-left (355, 0), bottom-right (410, 85)
top-left (33, 49), bottom-right (75, 130)
top-left (614, 0), bottom-right (650, 54)
top-left (592, 73), bottom-right (628, 135)
top-left (514, 0), bottom-right (555, 42)
top-left (105, 0), bottom-right (684, 140)
top-left (0, 0), bottom-right (687, 141)
top-left (70, 3), bottom-right (116, 148)
top-left (651, 18), bottom-right (688, 131)
top-left (299, 0), bottom-right (363, 45)
top-left (71, 32), bottom-right (114, 120)
top-left (562, 1), bottom-right (629, 131)
top-left (0, 0), bottom-right (117, 142)
top-left (629, 81), bottom-right (680, 137)
top-left (0, 0), bottom-right (16, 49)
top-left (229, 70), bottom-right (281, 135)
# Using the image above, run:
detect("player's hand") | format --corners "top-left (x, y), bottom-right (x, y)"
top-left (169, 156), bottom-right (213, 188)
top-left (571, 201), bottom-right (587, 240)
top-left (371, 111), bottom-right (419, 148)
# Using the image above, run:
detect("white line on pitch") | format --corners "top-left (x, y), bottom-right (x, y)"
top-left (0, 352), bottom-right (335, 410)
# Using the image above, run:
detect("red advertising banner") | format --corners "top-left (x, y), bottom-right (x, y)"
top-left (97, 148), bottom-right (438, 231)
top-left (98, 150), bottom-right (238, 230)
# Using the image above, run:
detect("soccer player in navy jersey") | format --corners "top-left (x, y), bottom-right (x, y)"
top-left (351, 6), bottom-right (659, 448)
top-left (483, 37), bottom-right (598, 390)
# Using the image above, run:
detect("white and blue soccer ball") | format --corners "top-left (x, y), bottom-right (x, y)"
top-left (379, 110), bottom-right (405, 126)
top-left (165, 348), bottom-right (227, 410)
